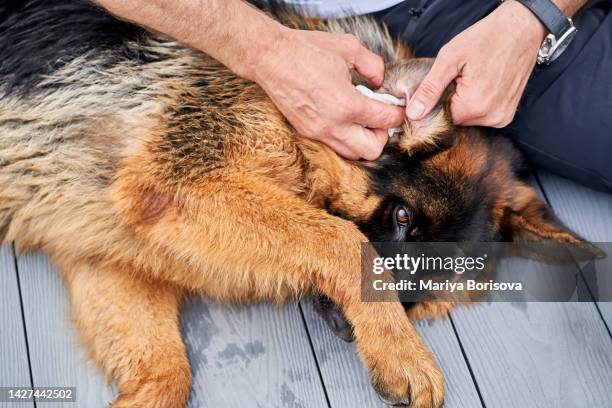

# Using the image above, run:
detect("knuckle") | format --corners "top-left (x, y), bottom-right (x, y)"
top-left (471, 105), bottom-right (488, 118)
top-left (366, 144), bottom-right (385, 161)
top-left (319, 122), bottom-right (335, 138)
top-left (489, 111), bottom-right (510, 127)
top-left (487, 120), bottom-right (502, 128)
top-left (384, 110), bottom-right (401, 127)
top-left (451, 111), bottom-right (463, 125)
top-left (362, 151), bottom-right (378, 161)
top-left (328, 126), bottom-right (347, 142)
top-left (340, 101), bottom-right (356, 118)
top-left (500, 115), bottom-right (513, 127)
top-left (492, 118), bottom-right (511, 128)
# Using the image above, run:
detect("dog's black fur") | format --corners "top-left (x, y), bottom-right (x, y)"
top-left (0, 0), bottom-right (148, 96)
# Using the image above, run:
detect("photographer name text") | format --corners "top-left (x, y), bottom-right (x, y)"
top-left (372, 279), bottom-right (523, 292)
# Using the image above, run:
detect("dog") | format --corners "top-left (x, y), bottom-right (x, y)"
top-left (0, 1), bottom-right (593, 407)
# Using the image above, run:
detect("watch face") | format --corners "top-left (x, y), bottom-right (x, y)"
top-left (550, 28), bottom-right (577, 63)
top-left (538, 25), bottom-right (578, 65)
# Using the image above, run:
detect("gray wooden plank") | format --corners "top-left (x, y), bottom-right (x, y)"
top-left (452, 302), bottom-right (612, 408)
top-left (414, 316), bottom-right (483, 408)
top-left (448, 173), bottom-right (612, 408)
top-left (0, 244), bottom-right (34, 408)
top-left (536, 171), bottom-right (612, 328)
top-left (299, 299), bottom-right (384, 408)
top-left (181, 297), bottom-right (329, 408)
top-left (299, 299), bottom-right (483, 408)
top-left (16, 252), bottom-right (115, 408)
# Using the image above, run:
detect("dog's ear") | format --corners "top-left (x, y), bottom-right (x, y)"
top-left (499, 183), bottom-right (604, 260)
top-left (381, 58), bottom-right (456, 156)
top-left (395, 99), bottom-right (455, 155)
top-left (501, 183), bottom-right (583, 243)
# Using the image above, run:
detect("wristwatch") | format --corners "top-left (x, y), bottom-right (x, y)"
top-left (513, 0), bottom-right (578, 65)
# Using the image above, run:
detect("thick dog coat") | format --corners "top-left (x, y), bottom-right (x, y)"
top-left (0, 1), bottom-right (591, 407)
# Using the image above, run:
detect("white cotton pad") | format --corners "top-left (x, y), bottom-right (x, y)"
top-left (355, 85), bottom-right (406, 137)
top-left (355, 84), bottom-right (406, 106)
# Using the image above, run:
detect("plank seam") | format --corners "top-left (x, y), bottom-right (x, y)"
top-left (448, 314), bottom-right (487, 408)
top-left (534, 171), bottom-right (612, 339)
top-left (11, 243), bottom-right (38, 408)
top-left (297, 301), bottom-right (332, 408)
top-left (577, 274), bottom-right (612, 338)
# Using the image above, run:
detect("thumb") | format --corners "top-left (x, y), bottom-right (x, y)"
top-left (406, 50), bottom-right (459, 121)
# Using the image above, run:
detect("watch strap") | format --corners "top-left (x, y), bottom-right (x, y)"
top-left (516, 0), bottom-right (571, 38)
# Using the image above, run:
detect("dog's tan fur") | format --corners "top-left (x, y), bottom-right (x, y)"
top-left (0, 6), bottom-right (593, 407)
top-left (0, 20), bottom-right (446, 407)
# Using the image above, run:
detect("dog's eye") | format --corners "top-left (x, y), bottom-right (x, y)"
top-left (394, 206), bottom-right (410, 226)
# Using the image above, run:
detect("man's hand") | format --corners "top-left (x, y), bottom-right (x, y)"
top-left (252, 29), bottom-right (404, 160)
top-left (96, 0), bottom-right (402, 161)
top-left (406, 0), bottom-right (547, 127)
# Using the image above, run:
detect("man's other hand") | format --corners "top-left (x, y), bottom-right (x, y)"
top-left (406, 0), bottom-right (547, 127)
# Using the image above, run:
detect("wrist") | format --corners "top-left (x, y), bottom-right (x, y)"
top-left (198, 0), bottom-right (290, 83)
top-left (239, 23), bottom-right (291, 83)
top-left (499, 0), bottom-right (547, 44)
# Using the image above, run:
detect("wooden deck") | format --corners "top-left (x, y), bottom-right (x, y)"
top-left (1, 170), bottom-right (611, 408)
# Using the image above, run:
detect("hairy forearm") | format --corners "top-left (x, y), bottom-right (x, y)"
top-left (94, 0), bottom-right (287, 80)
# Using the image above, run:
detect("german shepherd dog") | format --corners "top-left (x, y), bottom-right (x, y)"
top-left (0, 1), bottom-right (592, 407)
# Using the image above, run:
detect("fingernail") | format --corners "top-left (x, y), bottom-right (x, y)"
top-left (406, 100), bottom-right (425, 120)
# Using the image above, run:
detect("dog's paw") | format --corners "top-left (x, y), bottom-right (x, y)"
top-left (312, 295), bottom-right (354, 342)
top-left (358, 330), bottom-right (444, 407)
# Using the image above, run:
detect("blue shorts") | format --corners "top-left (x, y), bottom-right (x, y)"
top-left (372, 0), bottom-right (612, 192)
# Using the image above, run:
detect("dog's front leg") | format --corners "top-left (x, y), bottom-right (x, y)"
top-left (118, 172), bottom-right (444, 407)
top-left (59, 261), bottom-right (191, 408)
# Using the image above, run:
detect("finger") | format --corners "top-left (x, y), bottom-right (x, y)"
top-left (451, 92), bottom-right (516, 127)
top-left (406, 49), bottom-right (460, 121)
top-left (322, 137), bottom-right (361, 161)
top-left (352, 46), bottom-right (386, 86)
top-left (337, 34), bottom-right (386, 86)
top-left (362, 128), bottom-right (389, 160)
top-left (335, 125), bottom-right (388, 161)
top-left (458, 111), bottom-right (515, 128)
top-left (450, 93), bottom-right (485, 125)
top-left (351, 92), bottom-right (405, 129)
